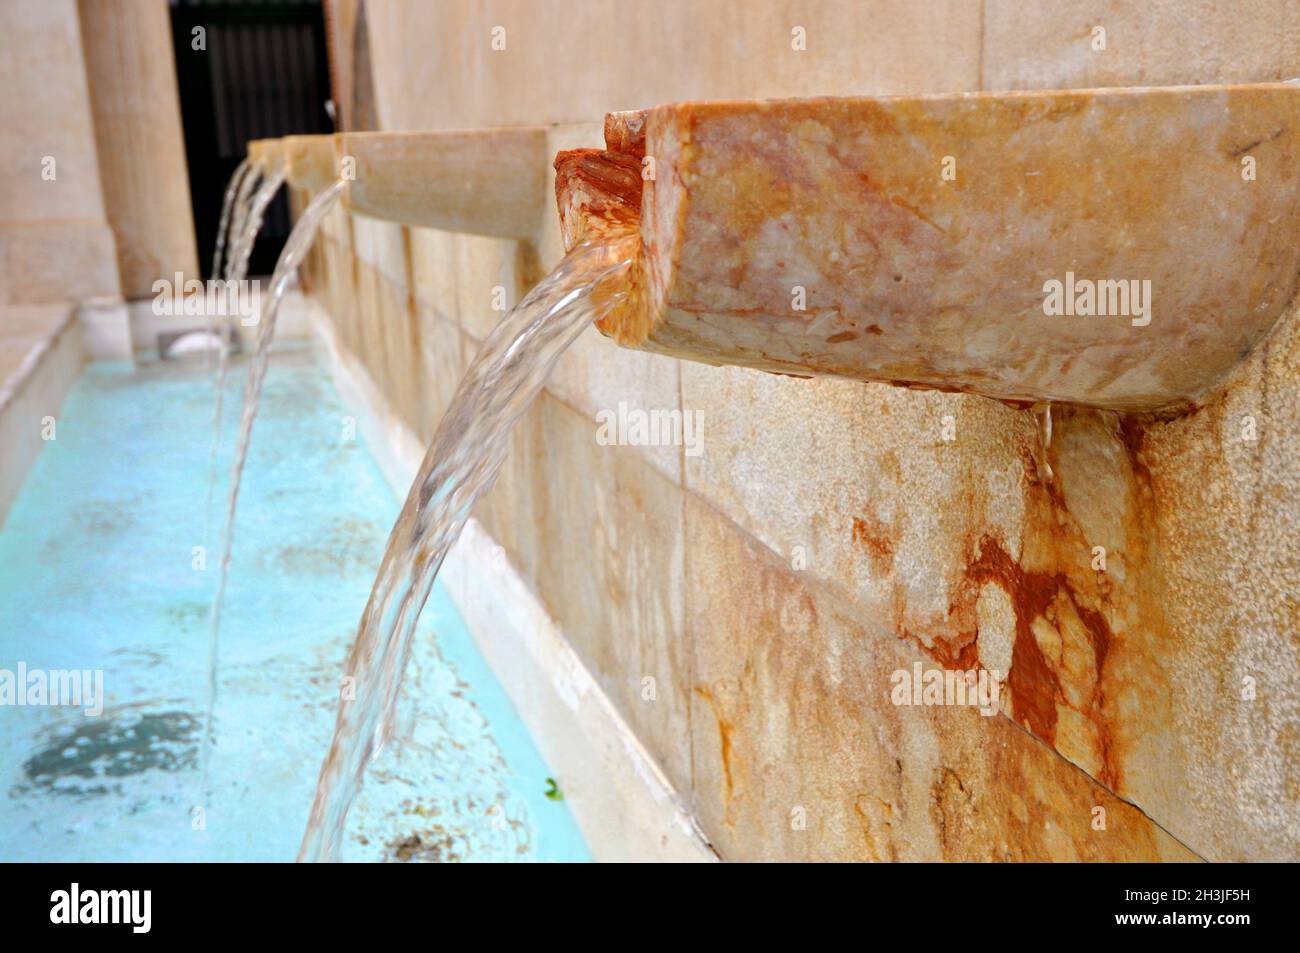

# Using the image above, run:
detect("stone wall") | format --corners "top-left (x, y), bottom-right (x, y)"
top-left (0, 0), bottom-right (120, 306)
top-left (0, 0), bottom-right (195, 311)
top-left (302, 0), bottom-right (1300, 860)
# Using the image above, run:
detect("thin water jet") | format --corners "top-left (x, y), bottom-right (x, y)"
top-left (204, 159), bottom-right (253, 375)
top-left (207, 160), bottom-right (262, 377)
top-left (298, 232), bottom-right (637, 862)
top-left (211, 158), bottom-right (252, 286)
top-left (205, 162), bottom-right (288, 539)
top-left (1033, 402), bottom-right (1054, 483)
top-left (199, 179), bottom-right (346, 794)
top-left (222, 160), bottom-right (266, 284)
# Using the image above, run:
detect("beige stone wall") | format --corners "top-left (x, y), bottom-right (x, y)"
top-left (356, 0), bottom-right (1298, 129)
top-left (0, 0), bottom-right (120, 306)
top-left (77, 0), bottom-right (198, 299)
top-left (303, 1), bottom-right (1300, 860)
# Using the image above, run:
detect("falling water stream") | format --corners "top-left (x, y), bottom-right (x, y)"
top-left (297, 232), bottom-right (636, 861)
top-left (199, 180), bottom-right (347, 793)
top-left (1033, 402), bottom-right (1054, 483)
top-left (204, 163), bottom-right (288, 538)
top-left (205, 159), bottom-right (254, 376)
top-left (226, 164), bottom-right (288, 285)
top-left (220, 159), bottom-right (265, 286)
top-left (214, 162), bottom-right (288, 384)
top-left (210, 158), bottom-right (252, 285)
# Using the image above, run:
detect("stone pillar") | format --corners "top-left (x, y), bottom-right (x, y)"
top-left (0, 0), bottom-right (122, 311)
top-left (77, 0), bottom-right (199, 301)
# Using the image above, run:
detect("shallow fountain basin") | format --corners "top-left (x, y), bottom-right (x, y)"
top-left (0, 343), bottom-right (590, 862)
top-left (556, 83), bottom-right (1300, 412)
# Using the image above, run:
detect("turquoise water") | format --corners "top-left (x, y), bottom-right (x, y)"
top-left (0, 346), bottom-right (589, 862)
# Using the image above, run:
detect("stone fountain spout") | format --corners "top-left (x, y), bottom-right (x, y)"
top-left (247, 137), bottom-right (285, 171)
top-left (279, 129), bottom-right (552, 241)
top-left (282, 134), bottom-right (338, 191)
top-left (555, 84), bottom-right (1300, 413)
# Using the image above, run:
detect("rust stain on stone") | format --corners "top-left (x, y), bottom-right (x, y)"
top-left (695, 684), bottom-right (738, 822)
top-left (952, 408), bottom-right (1169, 791)
top-left (553, 148), bottom-right (642, 241)
top-left (552, 147), bottom-right (646, 344)
top-left (852, 793), bottom-right (897, 862)
top-left (851, 513), bottom-right (897, 575)
top-left (932, 767), bottom-right (977, 854)
top-left (865, 406), bottom-right (1174, 795)
top-left (964, 534), bottom-right (1065, 743)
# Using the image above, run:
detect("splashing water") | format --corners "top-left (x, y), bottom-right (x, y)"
top-left (200, 180), bottom-right (347, 794)
top-left (298, 232), bottom-right (637, 861)
top-left (205, 163), bottom-right (288, 538)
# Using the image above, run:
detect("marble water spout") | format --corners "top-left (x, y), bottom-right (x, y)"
top-left (282, 134), bottom-right (338, 192)
top-left (281, 129), bottom-right (552, 239)
top-left (555, 84), bottom-right (1300, 413)
top-left (246, 137), bottom-right (284, 172)
top-left (336, 128), bottom-right (551, 238)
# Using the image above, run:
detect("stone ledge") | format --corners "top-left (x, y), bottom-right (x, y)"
top-left (0, 304), bottom-right (81, 526)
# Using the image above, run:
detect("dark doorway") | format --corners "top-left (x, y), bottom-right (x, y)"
top-left (170, 0), bottom-right (334, 278)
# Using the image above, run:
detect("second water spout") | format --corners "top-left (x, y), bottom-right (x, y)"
top-left (200, 179), bottom-right (347, 794)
